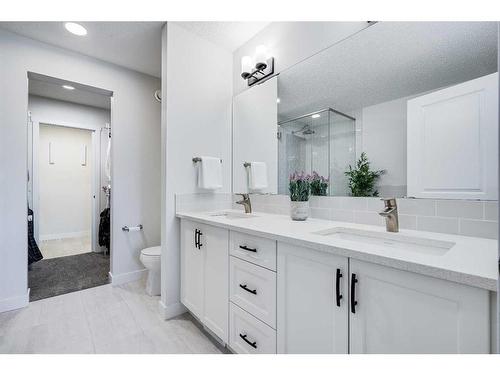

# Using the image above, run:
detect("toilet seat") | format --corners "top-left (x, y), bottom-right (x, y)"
top-left (141, 246), bottom-right (161, 257)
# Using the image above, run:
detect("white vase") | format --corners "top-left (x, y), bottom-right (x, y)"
top-left (290, 200), bottom-right (309, 221)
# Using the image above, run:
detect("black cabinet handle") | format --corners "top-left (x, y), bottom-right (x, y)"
top-left (239, 245), bottom-right (257, 253)
top-left (239, 284), bottom-right (257, 295)
top-left (350, 273), bottom-right (358, 314)
top-left (197, 230), bottom-right (203, 249)
top-left (239, 333), bottom-right (257, 349)
top-left (194, 229), bottom-right (199, 249)
top-left (336, 268), bottom-right (343, 307)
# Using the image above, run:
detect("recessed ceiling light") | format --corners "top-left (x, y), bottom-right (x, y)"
top-left (276, 98), bottom-right (281, 103)
top-left (311, 114), bottom-right (321, 119)
top-left (62, 85), bottom-right (75, 90)
top-left (64, 22), bottom-right (87, 36)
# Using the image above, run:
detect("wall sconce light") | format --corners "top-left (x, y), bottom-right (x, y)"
top-left (240, 44), bottom-right (274, 87)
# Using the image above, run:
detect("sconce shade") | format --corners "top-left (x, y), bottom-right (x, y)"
top-left (255, 45), bottom-right (268, 70)
top-left (241, 56), bottom-right (253, 79)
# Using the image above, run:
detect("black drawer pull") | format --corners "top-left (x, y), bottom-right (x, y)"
top-left (194, 229), bottom-right (198, 248)
top-left (239, 284), bottom-right (257, 295)
top-left (239, 245), bottom-right (257, 253)
top-left (197, 230), bottom-right (203, 249)
top-left (351, 273), bottom-right (358, 314)
top-left (336, 268), bottom-right (343, 307)
top-left (239, 333), bottom-right (257, 349)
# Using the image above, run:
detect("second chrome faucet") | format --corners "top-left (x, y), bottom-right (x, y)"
top-left (236, 193), bottom-right (252, 214)
top-left (379, 198), bottom-right (399, 232)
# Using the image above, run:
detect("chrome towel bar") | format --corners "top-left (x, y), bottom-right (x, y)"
top-left (192, 157), bottom-right (222, 163)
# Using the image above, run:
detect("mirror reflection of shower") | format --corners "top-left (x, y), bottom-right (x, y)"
top-left (278, 108), bottom-right (356, 196)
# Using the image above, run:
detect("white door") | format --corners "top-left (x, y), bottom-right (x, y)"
top-left (180, 219), bottom-right (204, 319)
top-left (407, 72), bottom-right (498, 200)
top-left (232, 77), bottom-right (278, 194)
top-left (202, 224), bottom-right (229, 342)
top-left (277, 243), bottom-right (349, 354)
top-left (349, 259), bottom-right (490, 354)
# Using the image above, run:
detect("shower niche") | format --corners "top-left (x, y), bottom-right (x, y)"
top-left (278, 108), bottom-right (356, 196)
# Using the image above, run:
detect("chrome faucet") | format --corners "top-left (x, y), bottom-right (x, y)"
top-left (379, 198), bottom-right (399, 232)
top-left (236, 193), bottom-right (252, 214)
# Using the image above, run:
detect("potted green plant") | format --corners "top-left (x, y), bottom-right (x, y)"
top-left (345, 152), bottom-right (385, 197)
top-left (289, 172), bottom-right (311, 221)
top-left (310, 171), bottom-right (329, 196)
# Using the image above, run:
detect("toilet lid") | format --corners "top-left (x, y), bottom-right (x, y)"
top-left (141, 246), bottom-right (161, 257)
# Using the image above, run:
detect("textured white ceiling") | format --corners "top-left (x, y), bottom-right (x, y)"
top-left (0, 22), bottom-right (164, 77)
top-left (177, 21), bottom-right (270, 51)
top-left (278, 22), bottom-right (498, 120)
top-left (29, 74), bottom-right (111, 110)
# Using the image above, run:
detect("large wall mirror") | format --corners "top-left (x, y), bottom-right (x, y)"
top-left (276, 22), bottom-right (498, 199)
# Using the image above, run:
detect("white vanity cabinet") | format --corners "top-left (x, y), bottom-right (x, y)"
top-left (277, 242), bottom-right (349, 354)
top-left (276, 243), bottom-right (491, 354)
top-left (180, 219), bottom-right (229, 342)
top-left (228, 231), bottom-right (278, 354)
top-left (349, 259), bottom-right (490, 354)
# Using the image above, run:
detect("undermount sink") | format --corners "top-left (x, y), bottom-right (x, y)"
top-left (313, 227), bottom-right (455, 256)
top-left (208, 211), bottom-right (258, 220)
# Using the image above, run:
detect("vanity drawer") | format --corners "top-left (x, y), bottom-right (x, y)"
top-left (229, 256), bottom-right (276, 328)
top-left (230, 231), bottom-right (276, 271)
top-left (229, 302), bottom-right (276, 354)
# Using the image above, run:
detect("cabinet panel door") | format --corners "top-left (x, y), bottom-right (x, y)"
top-left (202, 224), bottom-right (229, 342)
top-left (180, 220), bottom-right (204, 319)
top-left (277, 243), bottom-right (348, 354)
top-left (349, 259), bottom-right (490, 353)
top-left (407, 72), bottom-right (498, 200)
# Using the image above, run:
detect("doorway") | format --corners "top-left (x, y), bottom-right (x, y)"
top-left (27, 73), bottom-right (113, 301)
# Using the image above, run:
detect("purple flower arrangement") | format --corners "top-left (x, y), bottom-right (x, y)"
top-left (310, 171), bottom-right (329, 196)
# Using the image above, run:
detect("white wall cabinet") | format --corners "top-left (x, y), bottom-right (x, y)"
top-left (180, 219), bottom-right (229, 342)
top-left (407, 73), bottom-right (498, 200)
top-left (349, 259), bottom-right (490, 354)
top-left (277, 242), bottom-right (348, 354)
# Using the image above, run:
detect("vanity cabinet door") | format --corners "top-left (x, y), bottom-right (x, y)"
top-left (180, 219), bottom-right (204, 319)
top-left (202, 224), bottom-right (229, 343)
top-left (277, 243), bottom-right (349, 354)
top-left (349, 259), bottom-right (490, 354)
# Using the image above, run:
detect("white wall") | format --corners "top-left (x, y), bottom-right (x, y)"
top-left (358, 97), bottom-right (408, 197)
top-left (38, 125), bottom-right (93, 239)
top-left (233, 22), bottom-right (371, 95)
top-left (160, 23), bottom-right (233, 318)
top-left (0, 29), bottom-right (161, 312)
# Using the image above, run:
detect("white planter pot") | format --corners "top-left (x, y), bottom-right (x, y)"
top-left (290, 201), bottom-right (309, 221)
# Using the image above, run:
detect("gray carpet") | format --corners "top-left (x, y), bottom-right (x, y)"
top-left (28, 252), bottom-right (110, 301)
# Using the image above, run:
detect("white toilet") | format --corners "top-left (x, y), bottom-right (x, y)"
top-left (140, 246), bottom-right (161, 296)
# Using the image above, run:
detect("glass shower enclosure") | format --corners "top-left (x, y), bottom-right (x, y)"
top-left (278, 108), bottom-right (356, 196)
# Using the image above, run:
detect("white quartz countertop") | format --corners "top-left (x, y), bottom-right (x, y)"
top-left (176, 209), bottom-right (498, 291)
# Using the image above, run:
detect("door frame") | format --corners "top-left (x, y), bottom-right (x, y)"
top-left (31, 120), bottom-right (101, 253)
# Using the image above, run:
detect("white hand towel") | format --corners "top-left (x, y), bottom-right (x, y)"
top-left (198, 156), bottom-right (223, 190)
top-left (249, 162), bottom-right (268, 191)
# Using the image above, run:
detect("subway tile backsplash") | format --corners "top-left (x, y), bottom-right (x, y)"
top-left (176, 193), bottom-right (498, 240)
top-left (241, 195), bottom-right (498, 240)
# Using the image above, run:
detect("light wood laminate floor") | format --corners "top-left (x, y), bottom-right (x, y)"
top-left (0, 279), bottom-right (223, 354)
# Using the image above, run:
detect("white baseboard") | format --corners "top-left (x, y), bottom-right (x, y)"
top-left (40, 230), bottom-right (90, 241)
top-left (109, 268), bottom-right (147, 285)
top-left (159, 300), bottom-right (187, 320)
top-left (0, 289), bottom-right (29, 313)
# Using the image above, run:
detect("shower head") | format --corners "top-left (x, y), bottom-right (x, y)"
top-left (292, 125), bottom-right (315, 136)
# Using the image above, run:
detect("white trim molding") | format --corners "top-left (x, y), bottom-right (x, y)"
top-left (159, 300), bottom-right (187, 320)
top-left (108, 268), bottom-right (147, 286)
top-left (0, 289), bottom-right (29, 313)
